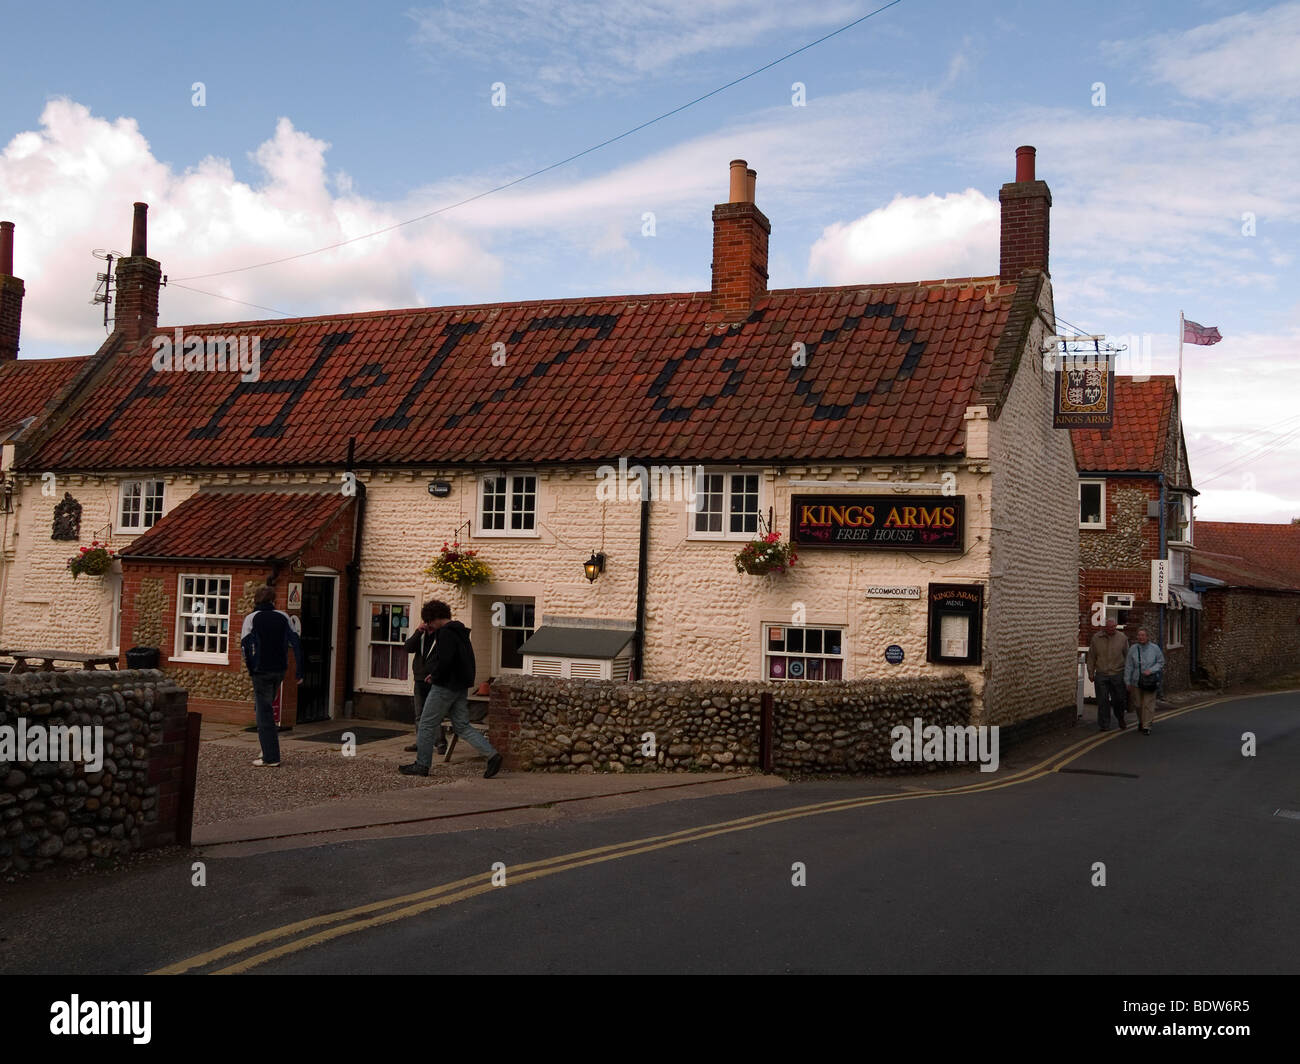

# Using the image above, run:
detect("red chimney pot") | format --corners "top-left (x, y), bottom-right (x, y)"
top-left (1015, 145), bottom-right (1036, 182)
top-left (130, 202), bottom-right (149, 257)
top-left (0, 221), bottom-right (13, 275)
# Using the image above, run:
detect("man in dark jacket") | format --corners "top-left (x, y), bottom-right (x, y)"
top-left (239, 585), bottom-right (304, 767)
top-left (403, 600), bottom-right (446, 755)
top-left (400, 600), bottom-right (501, 778)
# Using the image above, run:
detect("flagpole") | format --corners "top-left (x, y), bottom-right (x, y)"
top-left (1176, 310), bottom-right (1184, 482)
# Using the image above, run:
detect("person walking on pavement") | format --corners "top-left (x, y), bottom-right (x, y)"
top-left (1125, 627), bottom-right (1165, 736)
top-left (403, 600), bottom-right (446, 756)
top-left (239, 585), bottom-right (304, 767)
top-left (399, 600), bottom-right (502, 779)
top-left (1087, 618), bottom-right (1129, 731)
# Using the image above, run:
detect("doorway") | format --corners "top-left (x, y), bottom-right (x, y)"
top-left (298, 574), bottom-right (336, 722)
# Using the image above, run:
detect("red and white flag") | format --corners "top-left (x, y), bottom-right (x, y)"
top-left (1182, 319), bottom-right (1222, 346)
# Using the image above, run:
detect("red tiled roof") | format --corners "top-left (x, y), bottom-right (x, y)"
top-left (0, 357), bottom-right (88, 435)
top-left (1192, 522), bottom-right (1300, 591)
top-left (118, 489), bottom-right (354, 562)
top-left (22, 281), bottom-right (1018, 470)
top-left (1071, 376), bottom-right (1176, 472)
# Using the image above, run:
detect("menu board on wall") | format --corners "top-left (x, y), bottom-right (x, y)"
top-left (926, 584), bottom-right (984, 666)
top-left (791, 495), bottom-right (965, 552)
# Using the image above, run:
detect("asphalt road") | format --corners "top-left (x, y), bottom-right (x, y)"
top-left (1, 690), bottom-right (1295, 975)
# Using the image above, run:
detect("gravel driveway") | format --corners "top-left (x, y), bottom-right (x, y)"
top-left (194, 724), bottom-right (485, 826)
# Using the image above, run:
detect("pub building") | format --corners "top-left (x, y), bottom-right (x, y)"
top-left (0, 148), bottom-right (1078, 729)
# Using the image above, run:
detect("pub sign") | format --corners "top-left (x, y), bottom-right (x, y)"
top-left (1052, 353), bottom-right (1114, 428)
top-left (791, 495), bottom-right (964, 552)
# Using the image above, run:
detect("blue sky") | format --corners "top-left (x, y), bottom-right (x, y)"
top-left (1, 0), bottom-right (1297, 520)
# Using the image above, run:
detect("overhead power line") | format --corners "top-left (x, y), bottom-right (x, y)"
top-left (171, 0), bottom-right (904, 284)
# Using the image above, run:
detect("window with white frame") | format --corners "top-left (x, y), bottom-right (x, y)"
top-left (366, 600), bottom-right (412, 686)
top-left (1102, 593), bottom-right (1133, 627)
top-left (1166, 609), bottom-right (1184, 648)
top-left (691, 471), bottom-right (760, 539)
top-left (1167, 492), bottom-right (1193, 545)
top-left (1079, 480), bottom-right (1105, 528)
top-left (118, 479), bottom-right (165, 532)
top-left (478, 474), bottom-right (538, 535)
top-left (764, 624), bottom-right (844, 681)
top-left (174, 575), bottom-right (231, 662)
top-left (1168, 549), bottom-right (1188, 585)
top-left (495, 599), bottom-right (535, 672)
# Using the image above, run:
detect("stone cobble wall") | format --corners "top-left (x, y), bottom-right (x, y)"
top-left (1200, 589), bottom-right (1300, 688)
top-left (0, 669), bottom-right (190, 878)
top-left (490, 675), bottom-right (975, 775)
top-left (1079, 483), bottom-right (1158, 570)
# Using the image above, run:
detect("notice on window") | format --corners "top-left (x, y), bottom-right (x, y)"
top-left (940, 614), bottom-right (970, 659)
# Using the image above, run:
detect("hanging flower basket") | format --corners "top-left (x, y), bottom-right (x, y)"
top-left (67, 540), bottom-right (117, 579)
top-left (734, 532), bottom-right (797, 576)
top-left (424, 540), bottom-right (492, 589)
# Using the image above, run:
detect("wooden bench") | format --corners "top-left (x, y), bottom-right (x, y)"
top-left (1, 649), bottom-right (119, 673)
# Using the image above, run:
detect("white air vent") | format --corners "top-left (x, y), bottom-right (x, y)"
top-left (569, 660), bottom-right (604, 679)
top-left (529, 657), bottom-right (564, 676)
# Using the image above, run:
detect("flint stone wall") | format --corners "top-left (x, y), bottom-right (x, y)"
top-left (490, 675), bottom-right (975, 775)
top-left (0, 669), bottom-right (190, 879)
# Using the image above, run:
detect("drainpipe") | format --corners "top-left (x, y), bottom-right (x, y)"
top-left (633, 484), bottom-right (650, 681)
top-left (343, 436), bottom-right (365, 717)
top-left (1156, 473), bottom-right (1166, 695)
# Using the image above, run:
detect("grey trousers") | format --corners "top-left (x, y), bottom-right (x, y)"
top-left (415, 685), bottom-right (496, 769)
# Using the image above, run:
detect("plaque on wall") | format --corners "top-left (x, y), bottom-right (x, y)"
top-left (51, 492), bottom-right (82, 541)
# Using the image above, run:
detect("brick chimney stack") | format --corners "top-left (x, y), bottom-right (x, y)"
top-left (0, 220), bottom-right (24, 361)
top-left (711, 158), bottom-right (770, 319)
top-left (113, 202), bottom-right (161, 343)
top-left (999, 145), bottom-right (1051, 282)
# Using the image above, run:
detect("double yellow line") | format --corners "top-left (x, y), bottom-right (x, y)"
top-left (155, 695), bottom-right (1240, 974)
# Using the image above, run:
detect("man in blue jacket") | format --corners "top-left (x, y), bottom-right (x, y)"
top-left (240, 585), bottom-right (305, 767)
top-left (1124, 627), bottom-right (1165, 736)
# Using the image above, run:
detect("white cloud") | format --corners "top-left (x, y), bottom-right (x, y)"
top-left (1111, 1), bottom-right (1300, 103)
top-left (0, 99), bottom-right (503, 353)
top-left (807, 189), bottom-right (999, 285)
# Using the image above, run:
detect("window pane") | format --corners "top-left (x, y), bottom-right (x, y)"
top-left (767, 626), bottom-right (784, 651)
top-left (768, 656), bottom-right (787, 679)
top-left (825, 659), bottom-right (843, 681)
top-left (1080, 483), bottom-right (1102, 524)
top-left (786, 628), bottom-right (804, 652)
top-left (371, 644), bottom-right (388, 679)
top-left (695, 474), bottom-right (724, 533)
top-left (728, 473), bottom-right (760, 534)
top-left (825, 631), bottom-right (842, 656)
top-left (805, 629), bottom-right (823, 654)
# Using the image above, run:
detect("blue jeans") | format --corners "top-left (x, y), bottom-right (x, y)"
top-left (416, 685), bottom-right (495, 768)
top-left (252, 671), bottom-right (284, 762)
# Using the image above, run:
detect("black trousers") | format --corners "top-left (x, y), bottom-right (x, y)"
top-left (1095, 672), bottom-right (1127, 728)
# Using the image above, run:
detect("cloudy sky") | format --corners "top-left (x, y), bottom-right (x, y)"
top-left (0, 0), bottom-right (1296, 520)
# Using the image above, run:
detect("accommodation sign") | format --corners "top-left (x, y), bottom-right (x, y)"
top-left (791, 495), bottom-right (964, 551)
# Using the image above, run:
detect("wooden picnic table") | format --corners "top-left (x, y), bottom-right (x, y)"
top-left (0, 649), bottom-right (119, 673)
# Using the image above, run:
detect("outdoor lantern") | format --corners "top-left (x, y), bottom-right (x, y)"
top-left (584, 552), bottom-right (606, 583)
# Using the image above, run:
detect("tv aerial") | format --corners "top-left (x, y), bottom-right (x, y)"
top-left (90, 248), bottom-right (123, 331)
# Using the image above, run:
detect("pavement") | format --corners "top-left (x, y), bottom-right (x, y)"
top-left (188, 682), bottom-right (1265, 858)
top-left (194, 716), bottom-right (786, 856)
